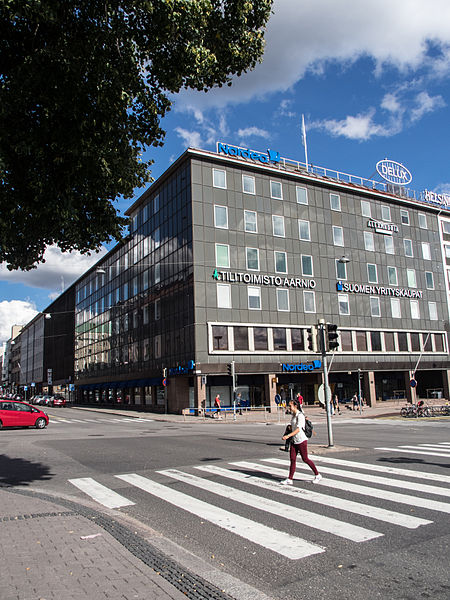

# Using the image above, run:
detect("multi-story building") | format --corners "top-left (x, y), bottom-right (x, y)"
top-left (73, 145), bottom-right (450, 412)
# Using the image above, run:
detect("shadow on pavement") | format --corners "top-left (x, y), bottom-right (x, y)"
top-left (0, 454), bottom-right (53, 486)
top-left (219, 438), bottom-right (281, 446)
top-left (377, 456), bottom-right (450, 469)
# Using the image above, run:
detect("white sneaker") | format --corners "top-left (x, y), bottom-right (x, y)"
top-left (279, 478), bottom-right (293, 486)
top-left (312, 474), bottom-right (322, 484)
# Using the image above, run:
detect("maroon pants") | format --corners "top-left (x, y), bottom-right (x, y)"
top-left (289, 440), bottom-right (319, 479)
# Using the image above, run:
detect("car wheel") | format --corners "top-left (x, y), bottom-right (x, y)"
top-left (0, 420), bottom-right (2, 429)
top-left (35, 418), bottom-right (47, 429)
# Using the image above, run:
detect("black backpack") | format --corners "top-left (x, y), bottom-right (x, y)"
top-left (303, 418), bottom-right (313, 438)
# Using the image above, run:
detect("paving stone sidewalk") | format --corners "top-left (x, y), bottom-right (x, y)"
top-left (0, 488), bottom-right (191, 600)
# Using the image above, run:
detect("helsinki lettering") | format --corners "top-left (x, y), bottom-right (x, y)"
top-left (217, 142), bottom-right (280, 164)
top-left (337, 281), bottom-right (422, 299)
top-left (421, 189), bottom-right (450, 210)
top-left (215, 270), bottom-right (316, 288)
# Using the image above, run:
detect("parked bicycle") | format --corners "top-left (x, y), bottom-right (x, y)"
top-left (400, 400), bottom-right (431, 418)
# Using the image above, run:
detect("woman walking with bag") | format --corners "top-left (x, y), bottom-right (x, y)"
top-left (280, 398), bottom-right (322, 485)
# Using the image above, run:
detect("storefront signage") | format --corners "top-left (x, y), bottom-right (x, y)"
top-left (282, 360), bottom-right (322, 372)
top-left (213, 269), bottom-right (316, 289)
top-left (421, 189), bottom-right (450, 210)
top-left (337, 281), bottom-right (423, 298)
top-left (376, 159), bottom-right (412, 186)
top-left (367, 220), bottom-right (398, 234)
top-left (169, 360), bottom-right (195, 376)
top-left (217, 142), bottom-right (280, 164)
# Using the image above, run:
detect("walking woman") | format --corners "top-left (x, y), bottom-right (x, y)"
top-left (280, 398), bottom-right (322, 485)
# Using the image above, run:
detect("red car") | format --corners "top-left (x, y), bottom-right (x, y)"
top-left (0, 400), bottom-right (49, 429)
top-left (52, 396), bottom-right (66, 407)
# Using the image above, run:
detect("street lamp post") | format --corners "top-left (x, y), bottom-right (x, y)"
top-left (358, 368), bottom-right (362, 415)
top-left (318, 319), bottom-right (334, 448)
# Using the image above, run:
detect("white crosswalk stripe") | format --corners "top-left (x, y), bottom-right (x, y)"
top-left (115, 473), bottom-right (324, 559)
top-left (376, 445), bottom-right (450, 458)
top-left (67, 453), bottom-right (449, 561)
top-left (50, 417), bottom-right (153, 425)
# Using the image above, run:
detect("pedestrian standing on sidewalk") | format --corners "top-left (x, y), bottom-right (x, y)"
top-left (280, 398), bottom-right (322, 485)
top-left (332, 393), bottom-right (340, 415)
top-left (214, 393), bottom-right (222, 419)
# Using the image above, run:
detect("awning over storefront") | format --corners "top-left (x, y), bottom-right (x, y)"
top-left (78, 377), bottom-right (162, 390)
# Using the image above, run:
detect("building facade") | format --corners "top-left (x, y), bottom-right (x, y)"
top-left (73, 145), bottom-right (450, 412)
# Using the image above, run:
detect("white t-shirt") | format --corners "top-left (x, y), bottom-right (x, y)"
top-left (291, 410), bottom-right (307, 444)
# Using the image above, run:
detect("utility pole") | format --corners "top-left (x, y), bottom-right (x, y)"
top-left (228, 361), bottom-right (236, 420)
top-left (358, 368), bottom-right (362, 415)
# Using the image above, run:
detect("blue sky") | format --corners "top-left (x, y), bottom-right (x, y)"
top-left (1, 0), bottom-right (450, 343)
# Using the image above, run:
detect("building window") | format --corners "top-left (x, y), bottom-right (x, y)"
top-left (291, 329), bottom-right (304, 351)
top-left (338, 293), bottom-right (350, 315)
top-left (216, 243), bottom-right (230, 268)
top-left (254, 327), bottom-right (268, 350)
top-left (410, 333), bottom-right (421, 351)
top-left (143, 305), bottom-right (149, 325)
top-left (423, 333), bottom-right (432, 351)
top-left (212, 325), bottom-right (228, 350)
top-left (367, 263), bottom-right (378, 284)
top-left (213, 168), bottom-right (226, 189)
top-left (154, 335), bottom-right (162, 358)
top-left (132, 276), bottom-right (138, 296)
top-left (330, 193), bottom-right (341, 211)
top-left (428, 302), bottom-right (438, 321)
top-left (400, 209), bottom-right (410, 225)
top-left (418, 213), bottom-right (427, 229)
top-left (296, 186), bottom-right (308, 205)
top-left (244, 210), bottom-right (257, 233)
top-left (154, 299), bottom-right (160, 321)
top-left (385, 332), bottom-right (395, 351)
top-left (242, 174), bottom-right (255, 194)
top-left (421, 242), bottom-right (431, 260)
top-left (445, 245), bottom-right (450, 259)
top-left (273, 328), bottom-right (287, 350)
top-left (272, 215), bottom-right (285, 237)
top-left (434, 333), bottom-right (444, 352)
top-left (274, 251), bottom-right (287, 274)
top-left (336, 259), bottom-right (347, 280)
top-left (234, 327), bottom-right (249, 350)
top-left (340, 330), bottom-right (352, 351)
top-left (332, 226), bottom-right (344, 246)
top-left (381, 205), bottom-right (391, 221)
top-left (370, 296), bottom-right (381, 317)
top-left (410, 300), bottom-right (420, 319)
top-left (364, 231), bottom-right (375, 251)
top-left (391, 298), bottom-right (401, 318)
top-left (403, 239), bottom-right (413, 257)
top-left (425, 271), bottom-right (434, 289)
top-left (143, 270), bottom-right (149, 290)
top-left (214, 205), bottom-right (228, 229)
top-left (301, 255), bottom-right (313, 276)
top-left (246, 247), bottom-right (259, 271)
top-left (248, 286), bottom-right (261, 310)
top-left (217, 283), bottom-right (231, 308)
top-left (384, 236), bottom-right (395, 254)
top-left (371, 331), bottom-right (382, 351)
top-left (387, 266), bottom-right (398, 286)
top-left (406, 268), bottom-right (417, 288)
top-left (277, 289), bottom-right (290, 311)
top-left (303, 290), bottom-right (316, 313)
top-left (397, 332), bottom-right (408, 351)
top-left (270, 180), bottom-right (283, 199)
top-left (361, 200), bottom-right (371, 217)
top-left (154, 227), bottom-right (160, 249)
top-left (298, 219), bottom-right (311, 241)
top-left (153, 194), bottom-right (160, 214)
top-left (356, 331), bottom-right (367, 351)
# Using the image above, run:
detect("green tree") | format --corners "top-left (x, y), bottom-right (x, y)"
top-left (0, 0), bottom-right (272, 270)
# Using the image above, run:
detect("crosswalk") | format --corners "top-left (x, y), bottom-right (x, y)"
top-left (68, 441), bottom-right (450, 561)
top-left (376, 441), bottom-right (450, 459)
top-left (49, 416), bottom-right (153, 426)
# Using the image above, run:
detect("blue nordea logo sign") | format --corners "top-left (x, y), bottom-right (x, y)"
top-left (282, 360), bottom-right (322, 372)
top-left (217, 142), bottom-right (280, 164)
top-left (376, 159), bottom-right (412, 186)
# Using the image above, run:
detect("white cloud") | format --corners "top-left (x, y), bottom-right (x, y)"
top-left (176, 0), bottom-right (450, 110)
top-left (434, 183), bottom-right (450, 194)
top-left (410, 91), bottom-right (446, 122)
top-left (174, 127), bottom-right (204, 148)
top-left (313, 109), bottom-right (395, 141)
top-left (0, 246), bottom-right (107, 292)
top-left (237, 126), bottom-right (270, 139)
top-left (0, 300), bottom-right (38, 345)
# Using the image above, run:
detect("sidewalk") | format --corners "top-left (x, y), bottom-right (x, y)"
top-left (0, 487), bottom-right (232, 600)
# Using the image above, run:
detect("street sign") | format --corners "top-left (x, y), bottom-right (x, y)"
top-left (24, 386), bottom-right (28, 391)
top-left (162, 378), bottom-right (167, 387)
top-left (47, 368), bottom-right (53, 385)
top-left (318, 384), bottom-right (331, 405)
top-left (31, 382), bottom-right (36, 387)
top-left (410, 379), bottom-right (417, 388)
top-left (274, 393), bottom-right (281, 405)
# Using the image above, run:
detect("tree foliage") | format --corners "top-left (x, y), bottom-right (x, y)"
top-left (0, 0), bottom-right (272, 269)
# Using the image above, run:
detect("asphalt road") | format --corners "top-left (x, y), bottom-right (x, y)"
top-left (1, 407), bottom-right (449, 600)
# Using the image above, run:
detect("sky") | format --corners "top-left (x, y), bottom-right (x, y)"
top-left (1, 0), bottom-right (450, 345)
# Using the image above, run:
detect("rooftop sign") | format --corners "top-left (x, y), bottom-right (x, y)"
top-left (217, 142), bottom-right (280, 164)
top-left (376, 159), bottom-right (412, 186)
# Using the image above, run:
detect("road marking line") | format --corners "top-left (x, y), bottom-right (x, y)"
top-left (310, 455), bottom-right (450, 485)
top-left (376, 447), bottom-right (450, 458)
top-left (68, 477), bottom-right (135, 509)
top-left (196, 464), bottom-right (430, 529)
top-left (267, 460), bottom-right (450, 498)
top-left (159, 468), bottom-right (380, 542)
top-left (260, 459), bottom-right (450, 514)
top-left (115, 473), bottom-right (324, 559)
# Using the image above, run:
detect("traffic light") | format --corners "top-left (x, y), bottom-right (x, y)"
top-left (307, 326), bottom-right (318, 352)
top-left (326, 324), bottom-right (339, 351)
top-left (227, 361), bottom-right (235, 377)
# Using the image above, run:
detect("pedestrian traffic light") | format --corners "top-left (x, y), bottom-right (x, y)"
top-left (307, 325), bottom-right (318, 352)
top-left (326, 324), bottom-right (339, 351)
top-left (227, 361), bottom-right (235, 377)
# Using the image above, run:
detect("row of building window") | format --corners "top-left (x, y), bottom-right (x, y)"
top-left (210, 324), bottom-right (446, 353)
top-left (216, 283), bottom-right (438, 319)
top-left (212, 169), bottom-right (430, 228)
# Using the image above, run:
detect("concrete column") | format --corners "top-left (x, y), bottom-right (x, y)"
top-left (404, 370), bottom-right (417, 404)
top-left (442, 370), bottom-right (450, 402)
top-left (167, 377), bottom-right (190, 414)
top-left (265, 374), bottom-right (278, 413)
top-left (194, 375), bottom-right (207, 416)
top-left (364, 371), bottom-right (377, 407)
